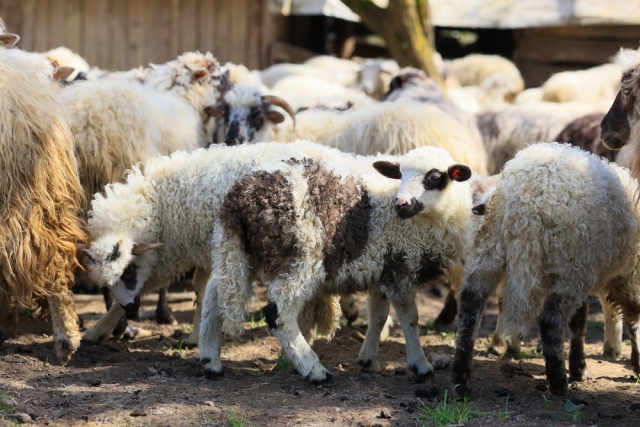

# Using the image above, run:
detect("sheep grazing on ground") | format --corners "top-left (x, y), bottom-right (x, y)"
top-left (554, 113), bottom-right (617, 161)
top-left (446, 54), bottom-right (524, 100)
top-left (452, 143), bottom-right (640, 397)
top-left (79, 141), bottom-right (351, 346)
top-left (478, 103), bottom-right (602, 174)
top-left (207, 85), bottom-right (489, 175)
top-left (542, 62), bottom-right (622, 107)
top-left (199, 146), bottom-right (473, 383)
top-left (0, 48), bottom-right (86, 364)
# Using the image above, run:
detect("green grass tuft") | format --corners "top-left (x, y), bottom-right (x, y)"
top-left (227, 410), bottom-right (254, 427)
top-left (416, 389), bottom-right (488, 427)
top-left (274, 354), bottom-right (294, 372)
top-left (543, 395), bottom-right (560, 422)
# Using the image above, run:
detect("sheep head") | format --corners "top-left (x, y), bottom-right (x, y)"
top-left (0, 33), bottom-right (19, 48)
top-left (204, 85), bottom-right (295, 146)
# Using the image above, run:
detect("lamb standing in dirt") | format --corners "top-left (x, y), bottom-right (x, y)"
top-left (0, 48), bottom-right (86, 364)
top-left (199, 147), bottom-right (473, 384)
top-left (452, 143), bottom-right (640, 397)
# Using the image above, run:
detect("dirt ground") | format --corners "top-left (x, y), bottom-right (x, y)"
top-left (1, 284), bottom-right (639, 427)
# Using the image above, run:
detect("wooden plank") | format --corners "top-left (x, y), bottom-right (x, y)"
top-left (128, 0), bottom-right (145, 68)
top-left (111, 0), bottom-right (128, 69)
top-left (96, 0), bottom-right (111, 68)
top-left (64, 0), bottom-right (82, 54)
top-left (270, 40), bottom-right (316, 64)
top-left (34, 0), bottom-right (50, 51)
top-left (2, 0), bottom-right (24, 40)
top-left (520, 25), bottom-right (640, 41)
top-left (199, 0), bottom-right (215, 55)
top-left (513, 36), bottom-right (633, 65)
top-left (180, 0), bottom-right (197, 54)
top-left (170, 0), bottom-right (182, 58)
top-left (246, 0), bottom-right (262, 69)
top-left (157, 0), bottom-right (173, 63)
top-left (232, 0), bottom-right (247, 65)
top-left (82, 0), bottom-right (98, 64)
top-left (49, 0), bottom-right (66, 49)
top-left (146, 0), bottom-right (160, 64)
top-left (217, 0), bottom-right (230, 63)
top-left (260, 0), bottom-right (274, 68)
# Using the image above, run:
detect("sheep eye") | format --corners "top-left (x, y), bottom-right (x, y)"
top-left (252, 114), bottom-right (264, 128)
top-left (429, 173), bottom-right (441, 183)
top-left (121, 265), bottom-right (135, 281)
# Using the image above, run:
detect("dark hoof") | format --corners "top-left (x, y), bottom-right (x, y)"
top-left (156, 307), bottom-right (177, 325)
top-left (0, 330), bottom-right (7, 347)
top-left (410, 364), bottom-right (434, 381)
top-left (308, 372), bottom-right (332, 386)
top-left (568, 370), bottom-right (588, 383)
top-left (204, 369), bottom-right (224, 380)
top-left (452, 378), bottom-right (470, 398)
top-left (549, 381), bottom-right (568, 396)
top-left (358, 359), bottom-right (371, 368)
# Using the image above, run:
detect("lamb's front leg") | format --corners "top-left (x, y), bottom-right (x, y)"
top-left (389, 291), bottom-right (433, 380)
top-left (199, 277), bottom-right (224, 378)
top-left (265, 297), bottom-right (331, 385)
top-left (187, 267), bottom-right (211, 347)
top-left (568, 300), bottom-right (588, 382)
top-left (357, 287), bottom-right (390, 373)
top-left (601, 296), bottom-right (623, 359)
top-left (47, 291), bottom-right (81, 365)
top-left (82, 303), bottom-right (126, 344)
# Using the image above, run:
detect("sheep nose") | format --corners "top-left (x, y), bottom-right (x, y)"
top-left (395, 198), bottom-right (409, 206)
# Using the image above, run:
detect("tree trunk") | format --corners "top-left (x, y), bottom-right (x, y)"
top-left (341, 0), bottom-right (443, 85)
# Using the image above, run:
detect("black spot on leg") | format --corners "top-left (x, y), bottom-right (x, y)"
top-left (568, 301), bottom-right (588, 382)
top-left (358, 359), bottom-right (372, 368)
top-left (539, 294), bottom-right (568, 395)
top-left (156, 287), bottom-right (177, 325)
top-left (434, 290), bottom-right (458, 326)
top-left (263, 301), bottom-right (279, 330)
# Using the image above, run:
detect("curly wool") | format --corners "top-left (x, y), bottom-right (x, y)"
top-left (0, 48), bottom-right (85, 304)
top-left (467, 143), bottom-right (639, 338)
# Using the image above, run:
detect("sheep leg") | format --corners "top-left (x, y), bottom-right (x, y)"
top-left (434, 289), bottom-right (457, 326)
top-left (155, 286), bottom-right (177, 325)
top-left (265, 294), bottom-right (331, 385)
top-left (186, 267), bottom-right (211, 347)
top-left (82, 303), bottom-right (126, 344)
top-left (199, 277), bottom-right (225, 378)
top-left (340, 293), bottom-right (359, 326)
top-left (389, 291), bottom-right (433, 380)
top-left (568, 301), bottom-right (588, 382)
top-left (47, 291), bottom-right (81, 365)
top-left (539, 293), bottom-right (569, 395)
top-left (357, 288), bottom-right (390, 373)
top-left (452, 270), bottom-right (500, 398)
top-left (102, 287), bottom-right (128, 337)
top-left (601, 296), bottom-right (622, 359)
top-left (620, 302), bottom-right (640, 374)
top-left (0, 292), bottom-right (18, 346)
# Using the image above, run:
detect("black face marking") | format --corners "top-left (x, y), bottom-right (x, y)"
top-left (601, 82), bottom-right (636, 150)
top-left (249, 106), bottom-right (265, 131)
top-left (121, 263), bottom-right (138, 290)
top-left (107, 242), bottom-right (121, 262)
top-left (422, 169), bottom-right (449, 191)
top-left (395, 198), bottom-right (425, 219)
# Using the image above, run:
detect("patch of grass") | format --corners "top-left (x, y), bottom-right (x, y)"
top-left (634, 372), bottom-right (640, 384)
top-left (416, 389), bottom-right (488, 427)
top-left (543, 395), bottom-right (560, 422)
top-left (274, 354), bottom-right (294, 372)
top-left (586, 320), bottom-right (604, 329)
top-left (513, 348), bottom-right (543, 359)
top-left (248, 312), bottom-right (267, 329)
top-left (440, 331), bottom-right (457, 340)
top-left (0, 395), bottom-right (16, 416)
top-left (227, 410), bottom-right (254, 427)
top-left (277, 399), bottom-right (290, 407)
top-left (198, 405), bottom-right (217, 426)
top-left (498, 394), bottom-right (510, 420)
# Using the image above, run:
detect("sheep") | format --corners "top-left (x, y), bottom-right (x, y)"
top-left (514, 87), bottom-right (543, 105)
top-left (0, 46), bottom-right (75, 83)
top-left (260, 63), bottom-right (355, 88)
top-left (478, 103), bottom-right (603, 174)
top-left (223, 62), bottom-right (265, 88)
top-left (451, 142), bottom-right (640, 397)
top-left (207, 85), bottom-right (489, 175)
top-left (43, 46), bottom-right (90, 81)
top-left (270, 76), bottom-right (376, 110)
top-left (198, 146), bottom-right (473, 383)
top-left (304, 55), bottom-right (361, 73)
top-left (0, 47), bottom-right (86, 364)
top-left (554, 113), bottom-right (617, 161)
top-left (446, 54), bottom-right (525, 100)
top-left (542, 63), bottom-right (621, 107)
top-left (0, 17), bottom-right (19, 48)
top-left (79, 141), bottom-right (353, 346)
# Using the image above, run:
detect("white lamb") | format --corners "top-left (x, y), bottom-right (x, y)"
top-left (452, 143), bottom-right (640, 397)
top-left (199, 146), bottom-right (473, 383)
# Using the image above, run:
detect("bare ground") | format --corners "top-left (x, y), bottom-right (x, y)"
top-left (1, 286), bottom-right (639, 427)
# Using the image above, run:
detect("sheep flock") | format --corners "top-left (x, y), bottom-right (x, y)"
top-left (3, 20), bottom-right (640, 424)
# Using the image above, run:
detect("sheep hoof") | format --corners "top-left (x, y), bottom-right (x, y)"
top-left (306, 371), bottom-right (332, 386)
top-left (549, 380), bottom-right (568, 396)
top-left (51, 338), bottom-right (78, 366)
top-left (602, 345), bottom-right (621, 360)
top-left (155, 307), bottom-right (178, 325)
top-left (204, 368), bottom-right (224, 380)
top-left (452, 378), bottom-right (471, 399)
top-left (410, 363), bottom-right (434, 382)
top-left (569, 369), bottom-right (588, 383)
top-left (357, 358), bottom-right (380, 373)
top-left (487, 343), bottom-right (508, 358)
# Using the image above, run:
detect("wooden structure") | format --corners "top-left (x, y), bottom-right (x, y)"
top-left (0, 0), bottom-right (285, 70)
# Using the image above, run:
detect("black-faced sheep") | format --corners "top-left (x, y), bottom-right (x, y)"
top-left (0, 47), bottom-right (86, 364)
top-left (554, 112), bottom-right (617, 161)
top-left (198, 146), bottom-right (473, 383)
top-left (452, 143), bottom-right (640, 397)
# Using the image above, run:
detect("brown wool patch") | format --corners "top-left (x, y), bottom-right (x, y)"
top-left (220, 170), bottom-right (298, 276)
top-left (379, 248), bottom-right (413, 288)
top-left (554, 113), bottom-right (614, 161)
top-left (417, 252), bottom-right (444, 284)
top-left (292, 158), bottom-right (373, 280)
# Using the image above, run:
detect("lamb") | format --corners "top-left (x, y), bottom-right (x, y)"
top-left (542, 62), bottom-right (621, 107)
top-left (270, 75), bottom-right (376, 110)
top-left (198, 145), bottom-right (473, 383)
top-left (79, 141), bottom-right (352, 346)
top-left (0, 47), bottom-right (86, 364)
top-left (260, 63), bottom-right (355, 88)
top-left (207, 85), bottom-right (489, 175)
top-left (43, 46), bottom-right (90, 81)
top-left (554, 113), bottom-right (617, 161)
top-left (445, 54), bottom-right (525, 100)
top-left (451, 143), bottom-right (640, 397)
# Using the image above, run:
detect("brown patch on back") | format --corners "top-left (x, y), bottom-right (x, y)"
top-left (554, 113), bottom-right (615, 161)
top-left (294, 158), bottom-right (373, 279)
top-left (417, 252), bottom-right (444, 284)
top-left (220, 170), bottom-right (298, 276)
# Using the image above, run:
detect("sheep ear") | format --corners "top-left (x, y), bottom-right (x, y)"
top-left (448, 164), bottom-right (472, 182)
top-left (0, 33), bottom-right (19, 48)
top-left (53, 67), bottom-right (74, 81)
top-left (267, 110), bottom-right (285, 124)
top-left (204, 104), bottom-right (224, 119)
top-left (192, 69), bottom-right (208, 81)
top-left (373, 161), bottom-right (402, 179)
top-left (132, 242), bottom-right (163, 256)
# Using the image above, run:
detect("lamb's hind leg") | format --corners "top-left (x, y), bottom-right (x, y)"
top-left (0, 291), bottom-right (17, 346)
top-left (199, 277), bottom-right (225, 379)
top-left (389, 290), bottom-right (433, 380)
top-left (601, 296), bottom-right (623, 359)
top-left (539, 293), bottom-right (569, 395)
top-left (186, 267), bottom-right (211, 347)
top-left (156, 286), bottom-right (177, 325)
top-left (47, 291), bottom-right (81, 365)
top-left (568, 300), bottom-right (588, 382)
top-left (357, 287), bottom-right (390, 373)
top-left (82, 303), bottom-right (126, 344)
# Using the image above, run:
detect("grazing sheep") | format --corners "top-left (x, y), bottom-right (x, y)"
top-left (79, 141), bottom-right (350, 346)
top-left (542, 63), bottom-right (621, 107)
top-left (554, 113), bottom-right (616, 161)
top-left (446, 54), bottom-right (524, 99)
top-left (452, 143), bottom-right (640, 397)
top-left (0, 48), bottom-right (86, 363)
top-left (199, 146), bottom-right (473, 383)
top-left (208, 85), bottom-right (489, 175)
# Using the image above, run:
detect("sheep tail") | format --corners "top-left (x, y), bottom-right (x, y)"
top-left (214, 222), bottom-right (252, 337)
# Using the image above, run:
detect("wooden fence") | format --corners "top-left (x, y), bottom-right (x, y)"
top-left (0, 0), bottom-right (284, 70)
